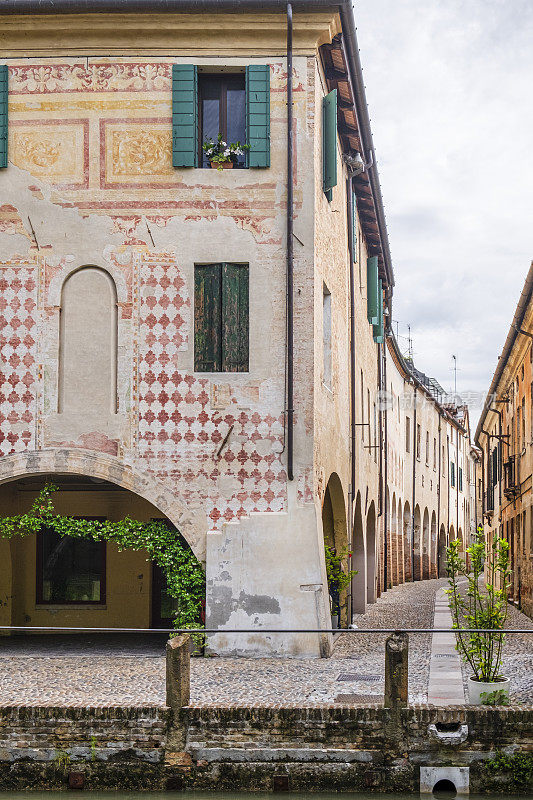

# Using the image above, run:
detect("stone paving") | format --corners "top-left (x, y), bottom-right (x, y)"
top-left (0, 578), bottom-right (530, 707)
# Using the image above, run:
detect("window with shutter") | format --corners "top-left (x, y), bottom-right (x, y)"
top-left (373, 278), bottom-right (384, 343)
top-left (322, 89), bottom-right (337, 200)
top-left (367, 256), bottom-right (379, 325)
top-left (194, 263), bottom-right (249, 373)
top-left (451, 461), bottom-right (455, 487)
top-left (0, 65), bottom-right (7, 169)
top-left (172, 64), bottom-right (198, 168)
top-left (246, 65), bottom-right (270, 168)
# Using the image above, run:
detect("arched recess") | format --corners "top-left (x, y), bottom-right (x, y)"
top-left (449, 524), bottom-right (456, 544)
top-left (366, 501), bottom-right (377, 604)
top-left (58, 266), bottom-right (118, 416)
top-left (422, 507), bottom-right (430, 580)
top-left (397, 498), bottom-right (404, 584)
top-left (352, 492), bottom-right (366, 615)
top-left (403, 501), bottom-right (411, 581)
top-left (0, 448), bottom-right (204, 560)
top-left (457, 527), bottom-right (464, 552)
top-left (321, 473), bottom-right (348, 626)
top-left (430, 511), bottom-right (437, 579)
top-left (438, 524), bottom-right (447, 578)
top-left (391, 493), bottom-right (398, 586)
top-left (413, 505), bottom-right (422, 581)
top-left (383, 486), bottom-right (391, 594)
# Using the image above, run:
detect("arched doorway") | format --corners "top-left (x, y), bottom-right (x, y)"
top-left (430, 511), bottom-right (437, 579)
top-left (413, 505), bottom-right (421, 581)
top-left (321, 473), bottom-right (348, 627)
top-left (352, 492), bottom-right (366, 615)
top-left (391, 493), bottom-right (397, 586)
top-left (0, 472), bottom-right (203, 632)
top-left (403, 501), bottom-right (411, 581)
top-left (366, 501), bottom-right (377, 604)
top-left (438, 524), bottom-right (447, 578)
top-left (422, 508), bottom-right (430, 580)
top-left (397, 498), bottom-right (404, 583)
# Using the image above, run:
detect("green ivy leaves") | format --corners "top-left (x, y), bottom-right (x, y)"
top-left (0, 483), bottom-right (205, 630)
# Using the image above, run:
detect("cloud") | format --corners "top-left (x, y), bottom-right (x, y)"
top-left (354, 0), bottom-right (533, 427)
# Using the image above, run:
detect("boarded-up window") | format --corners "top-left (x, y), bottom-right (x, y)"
top-left (194, 263), bottom-right (249, 372)
top-left (59, 267), bottom-right (117, 415)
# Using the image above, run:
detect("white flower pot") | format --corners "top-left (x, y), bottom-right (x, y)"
top-left (467, 676), bottom-right (510, 705)
top-left (330, 614), bottom-right (339, 630)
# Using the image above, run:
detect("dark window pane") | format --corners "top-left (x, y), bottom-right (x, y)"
top-left (39, 528), bottom-right (104, 603)
top-left (227, 86), bottom-right (246, 166)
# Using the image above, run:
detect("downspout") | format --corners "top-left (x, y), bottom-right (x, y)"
top-left (411, 382), bottom-right (417, 581)
top-left (348, 178), bottom-right (356, 620)
top-left (286, 2), bottom-right (294, 481)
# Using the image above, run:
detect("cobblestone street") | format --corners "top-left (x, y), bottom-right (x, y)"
top-left (0, 578), bottom-right (531, 707)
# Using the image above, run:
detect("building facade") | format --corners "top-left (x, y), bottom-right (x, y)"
top-left (0, 0), bottom-right (474, 655)
top-left (475, 263), bottom-right (533, 620)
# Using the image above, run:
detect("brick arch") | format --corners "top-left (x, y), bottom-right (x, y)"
top-left (0, 448), bottom-right (204, 560)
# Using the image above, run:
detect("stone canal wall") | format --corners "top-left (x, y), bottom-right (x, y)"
top-left (0, 703), bottom-right (532, 793)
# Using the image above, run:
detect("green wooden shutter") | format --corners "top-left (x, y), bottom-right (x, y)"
top-left (0, 65), bottom-right (7, 169)
top-left (222, 263), bottom-right (249, 372)
top-left (373, 278), bottom-right (384, 343)
top-left (194, 264), bottom-right (221, 371)
top-left (322, 89), bottom-right (337, 200)
top-left (172, 64), bottom-right (198, 168)
top-left (246, 65), bottom-right (270, 168)
top-left (367, 256), bottom-right (379, 324)
top-left (352, 191), bottom-right (357, 262)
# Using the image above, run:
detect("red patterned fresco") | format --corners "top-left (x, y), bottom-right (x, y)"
top-left (138, 261), bottom-right (287, 529)
top-left (9, 63), bottom-right (171, 94)
top-left (0, 267), bottom-right (37, 456)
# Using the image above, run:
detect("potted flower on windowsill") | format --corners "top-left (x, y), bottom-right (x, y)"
top-left (203, 133), bottom-right (249, 170)
top-left (446, 526), bottom-right (511, 705)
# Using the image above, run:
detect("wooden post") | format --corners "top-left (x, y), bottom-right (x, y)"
top-left (384, 631), bottom-right (408, 708)
top-left (166, 635), bottom-right (190, 711)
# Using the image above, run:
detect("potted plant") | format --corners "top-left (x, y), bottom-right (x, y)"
top-left (324, 544), bottom-right (356, 629)
top-left (446, 526), bottom-right (511, 705)
top-left (202, 133), bottom-right (249, 170)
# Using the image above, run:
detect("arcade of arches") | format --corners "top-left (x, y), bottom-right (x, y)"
top-left (321, 474), bottom-right (467, 617)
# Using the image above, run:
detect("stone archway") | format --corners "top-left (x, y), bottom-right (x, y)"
top-left (321, 473), bottom-right (348, 627)
top-left (0, 448), bottom-right (204, 560)
top-left (438, 524), bottom-right (447, 578)
top-left (403, 501), bottom-right (411, 581)
top-left (430, 511), bottom-right (437, 578)
top-left (366, 501), bottom-right (377, 604)
top-left (391, 493), bottom-right (397, 586)
top-left (422, 508), bottom-right (430, 580)
top-left (352, 492), bottom-right (366, 615)
top-left (397, 498), bottom-right (404, 584)
top-left (413, 505), bottom-right (421, 581)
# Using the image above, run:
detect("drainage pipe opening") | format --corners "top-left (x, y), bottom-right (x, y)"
top-left (432, 778), bottom-right (457, 798)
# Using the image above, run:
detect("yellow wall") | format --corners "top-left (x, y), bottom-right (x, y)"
top-left (0, 486), bottom-right (165, 630)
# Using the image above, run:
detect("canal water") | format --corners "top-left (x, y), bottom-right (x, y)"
top-left (0, 792), bottom-right (520, 800)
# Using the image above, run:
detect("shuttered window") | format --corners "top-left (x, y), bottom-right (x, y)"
top-left (0, 65), bottom-right (7, 169)
top-left (246, 65), bottom-right (270, 168)
top-left (367, 256), bottom-right (379, 325)
top-left (194, 263), bottom-right (249, 372)
top-left (322, 89), bottom-right (337, 200)
top-left (172, 64), bottom-right (198, 168)
top-left (458, 467), bottom-right (463, 492)
top-left (373, 278), bottom-right (384, 343)
top-left (172, 64), bottom-right (270, 169)
top-left (450, 461), bottom-right (455, 487)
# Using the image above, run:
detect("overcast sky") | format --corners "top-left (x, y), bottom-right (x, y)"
top-left (354, 0), bottom-right (533, 427)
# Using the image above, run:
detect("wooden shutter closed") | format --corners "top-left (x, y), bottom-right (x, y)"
top-left (373, 278), bottom-right (384, 343)
top-left (172, 64), bottom-right (198, 168)
top-left (194, 264), bottom-right (221, 372)
top-left (0, 65), bottom-right (7, 169)
top-left (322, 89), bottom-right (337, 200)
top-left (367, 256), bottom-right (379, 324)
top-left (222, 263), bottom-right (249, 372)
top-left (246, 65), bottom-right (270, 168)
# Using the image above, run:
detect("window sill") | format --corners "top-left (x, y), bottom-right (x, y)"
top-left (35, 605), bottom-right (108, 610)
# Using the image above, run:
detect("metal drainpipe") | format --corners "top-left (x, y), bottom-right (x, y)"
top-left (411, 383), bottom-right (417, 581)
top-left (286, 2), bottom-right (294, 481)
top-left (348, 177), bottom-right (356, 621)
top-left (382, 339), bottom-right (388, 591)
